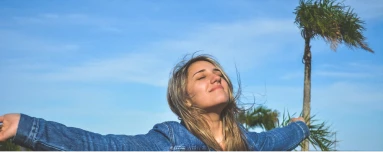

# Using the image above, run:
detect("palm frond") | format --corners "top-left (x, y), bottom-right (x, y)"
top-left (237, 106), bottom-right (279, 131)
top-left (294, 0), bottom-right (374, 53)
top-left (279, 111), bottom-right (338, 151)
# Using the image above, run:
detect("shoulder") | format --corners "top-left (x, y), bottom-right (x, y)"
top-left (152, 121), bottom-right (183, 131)
top-left (152, 121), bottom-right (208, 151)
top-left (151, 121), bottom-right (185, 138)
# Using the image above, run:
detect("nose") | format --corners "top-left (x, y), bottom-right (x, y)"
top-left (210, 73), bottom-right (221, 84)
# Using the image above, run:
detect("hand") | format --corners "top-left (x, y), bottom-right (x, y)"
top-left (290, 117), bottom-right (305, 123)
top-left (0, 113), bottom-right (20, 141)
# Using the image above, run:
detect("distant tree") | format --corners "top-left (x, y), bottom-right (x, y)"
top-left (0, 139), bottom-right (21, 151)
top-left (20, 146), bottom-right (32, 151)
top-left (237, 106), bottom-right (279, 131)
top-left (294, 0), bottom-right (373, 150)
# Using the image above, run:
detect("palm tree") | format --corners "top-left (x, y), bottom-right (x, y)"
top-left (279, 111), bottom-right (338, 151)
top-left (238, 107), bottom-right (337, 151)
top-left (294, 0), bottom-right (374, 150)
top-left (237, 106), bottom-right (279, 131)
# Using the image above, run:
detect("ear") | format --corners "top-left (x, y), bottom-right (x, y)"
top-left (185, 100), bottom-right (193, 107)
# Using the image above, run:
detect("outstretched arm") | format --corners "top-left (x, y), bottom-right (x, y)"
top-left (1, 113), bottom-right (171, 151)
top-left (246, 117), bottom-right (310, 151)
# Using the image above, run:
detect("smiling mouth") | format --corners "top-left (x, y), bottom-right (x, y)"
top-left (210, 86), bottom-right (224, 92)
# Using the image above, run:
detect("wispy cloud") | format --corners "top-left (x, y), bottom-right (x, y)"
top-left (0, 30), bottom-right (80, 53)
top-left (12, 13), bottom-right (89, 24)
top-left (146, 18), bottom-right (302, 71)
top-left (279, 72), bottom-right (303, 80)
top-left (281, 62), bottom-right (383, 80)
top-left (315, 70), bottom-right (377, 78)
top-left (316, 62), bottom-right (383, 78)
top-left (40, 52), bottom-right (172, 87)
top-left (11, 13), bottom-right (123, 33)
top-left (4, 18), bottom-right (303, 87)
top-left (312, 81), bottom-right (383, 110)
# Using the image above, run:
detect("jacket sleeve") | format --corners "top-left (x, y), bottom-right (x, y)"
top-left (12, 114), bottom-right (172, 151)
top-left (245, 121), bottom-right (310, 151)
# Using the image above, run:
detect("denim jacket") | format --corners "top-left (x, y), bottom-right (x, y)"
top-left (13, 114), bottom-right (309, 151)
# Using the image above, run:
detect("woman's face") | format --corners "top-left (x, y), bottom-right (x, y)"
top-left (186, 61), bottom-right (229, 111)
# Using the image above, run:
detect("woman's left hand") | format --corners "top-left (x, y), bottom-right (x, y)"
top-left (290, 117), bottom-right (305, 123)
top-left (0, 113), bottom-right (20, 142)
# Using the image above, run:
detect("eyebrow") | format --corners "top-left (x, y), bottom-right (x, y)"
top-left (192, 68), bottom-right (221, 77)
top-left (192, 69), bottom-right (205, 78)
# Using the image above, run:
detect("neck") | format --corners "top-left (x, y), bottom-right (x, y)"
top-left (202, 112), bottom-right (225, 145)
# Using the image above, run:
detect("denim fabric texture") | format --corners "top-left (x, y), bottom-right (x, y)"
top-left (13, 114), bottom-right (309, 151)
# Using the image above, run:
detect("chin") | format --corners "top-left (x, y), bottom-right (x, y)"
top-left (204, 101), bottom-right (229, 113)
top-left (216, 99), bottom-right (229, 107)
top-left (217, 91), bottom-right (230, 104)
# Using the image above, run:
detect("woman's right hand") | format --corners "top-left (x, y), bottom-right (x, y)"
top-left (0, 113), bottom-right (20, 141)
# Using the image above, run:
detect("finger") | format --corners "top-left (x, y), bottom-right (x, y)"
top-left (0, 127), bottom-right (12, 142)
top-left (0, 116), bottom-right (4, 131)
top-left (290, 118), bottom-right (299, 122)
top-left (291, 117), bottom-right (305, 122)
top-left (297, 117), bottom-right (305, 122)
top-left (0, 131), bottom-right (8, 142)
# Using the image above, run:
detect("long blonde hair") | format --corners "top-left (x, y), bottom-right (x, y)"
top-left (167, 54), bottom-right (248, 151)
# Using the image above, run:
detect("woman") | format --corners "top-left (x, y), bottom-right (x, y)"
top-left (0, 54), bottom-right (309, 151)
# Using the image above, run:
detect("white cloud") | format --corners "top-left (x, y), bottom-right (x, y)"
top-left (316, 62), bottom-right (383, 78)
top-left (13, 13), bottom-right (87, 24)
top-left (315, 70), bottom-right (376, 78)
top-left (11, 13), bottom-right (123, 33)
top-left (146, 18), bottom-right (302, 71)
top-left (40, 13), bottom-right (60, 19)
top-left (313, 81), bottom-right (383, 106)
top-left (40, 52), bottom-right (172, 87)
top-left (346, 62), bottom-right (383, 72)
top-left (281, 62), bottom-right (383, 80)
top-left (244, 78), bottom-right (383, 114)
top-left (5, 18), bottom-right (303, 87)
top-left (0, 30), bottom-right (80, 53)
top-left (279, 72), bottom-right (303, 80)
top-left (243, 85), bottom-right (303, 113)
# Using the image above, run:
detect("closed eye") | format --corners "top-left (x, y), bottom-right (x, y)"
top-left (197, 76), bottom-right (206, 80)
top-left (213, 69), bottom-right (223, 77)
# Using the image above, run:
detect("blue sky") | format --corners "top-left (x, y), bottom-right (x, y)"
top-left (1, 0), bottom-right (382, 150)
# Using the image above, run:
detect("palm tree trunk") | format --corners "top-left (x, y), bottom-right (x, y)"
top-left (302, 36), bottom-right (311, 151)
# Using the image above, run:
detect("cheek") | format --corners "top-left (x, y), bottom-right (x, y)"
top-left (223, 81), bottom-right (230, 95)
top-left (222, 80), bottom-right (229, 88)
top-left (186, 80), bottom-right (194, 95)
top-left (192, 83), bottom-right (205, 95)
top-left (187, 82), bottom-right (206, 100)
top-left (186, 82), bottom-right (197, 97)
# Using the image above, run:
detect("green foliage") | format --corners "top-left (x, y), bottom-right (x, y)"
top-left (0, 140), bottom-right (33, 152)
top-left (294, 0), bottom-right (373, 52)
top-left (238, 107), bottom-right (338, 151)
top-left (237, 106), bottom-right (279, 131)
top-left (0, 139), bottom-right (21, 151)
top-left (279, 110), bottom-right (338, 151)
